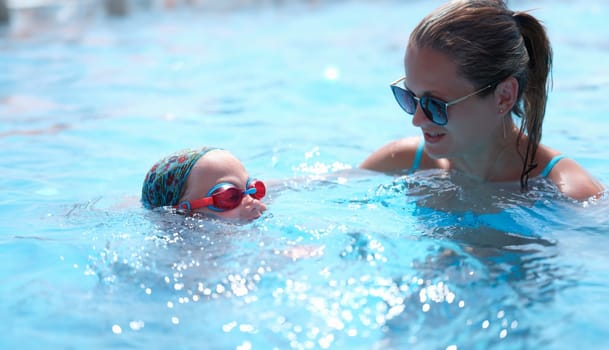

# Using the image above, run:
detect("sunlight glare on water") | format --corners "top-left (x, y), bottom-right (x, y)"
top-left (1, 0), bottom-right (609, 349)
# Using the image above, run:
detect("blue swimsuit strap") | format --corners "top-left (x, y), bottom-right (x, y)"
top-left (540, 154), bottom-right (566, 178)
top-left (408, 140), bottom-right (425, 174)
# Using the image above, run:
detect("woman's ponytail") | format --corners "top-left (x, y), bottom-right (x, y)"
top-left (512, 11), bottom-right (553, 189)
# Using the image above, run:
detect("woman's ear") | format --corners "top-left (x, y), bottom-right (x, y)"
top-left (494, 76), bottom-right (519, 114)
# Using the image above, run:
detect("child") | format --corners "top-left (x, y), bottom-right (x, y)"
top-left (141, 147), bottom-right (267, 222)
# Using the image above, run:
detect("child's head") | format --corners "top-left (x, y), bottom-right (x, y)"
top-left (141, 148), bottom-right (267, 221)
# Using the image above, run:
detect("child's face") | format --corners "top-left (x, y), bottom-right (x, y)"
top-left (179, 150), bottom-right (267, 222)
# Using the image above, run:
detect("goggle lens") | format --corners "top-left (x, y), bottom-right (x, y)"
top-left (211, 187), bottom-right (244, 211)
top-left (248, 179), bottom-right (266, 200)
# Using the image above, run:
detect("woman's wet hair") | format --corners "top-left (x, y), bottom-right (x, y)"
top-left (409, 0), bottom-right (552, 189)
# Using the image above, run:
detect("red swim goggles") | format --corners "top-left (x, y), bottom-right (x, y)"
top-left (174, 178), bottom-right (266, 212)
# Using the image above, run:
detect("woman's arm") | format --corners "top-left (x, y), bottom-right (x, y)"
top-left (546, 158), bottom-right (605, 200)
top-left (360, 137), bottom-right (421, 172)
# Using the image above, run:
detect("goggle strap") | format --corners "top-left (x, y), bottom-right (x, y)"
top-left (207, 205), bottom-right (225, 212)
top-left (207, 182), bottom-right (233, 195)
top-left (175, 197), bottom-right (214, 210)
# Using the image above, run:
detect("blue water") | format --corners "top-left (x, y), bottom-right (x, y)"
top-left (2, 1), bottom-right (609, 349)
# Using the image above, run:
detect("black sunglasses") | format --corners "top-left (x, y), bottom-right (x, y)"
top-left (390, 76), bottom-right (494, 125)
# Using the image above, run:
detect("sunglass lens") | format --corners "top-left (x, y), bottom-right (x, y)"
top-left (391, 86), bottom-right (416, 115)
top-left (212, 187), bottom-right (242, 211)
top-left (421, 97), bottom-right (448, 125)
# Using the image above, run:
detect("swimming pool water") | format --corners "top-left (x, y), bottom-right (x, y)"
top-left (2, 1), bottom-right (609, 349)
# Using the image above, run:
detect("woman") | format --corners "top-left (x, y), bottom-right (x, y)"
top-left (361, 0), bottom-right (603, 201)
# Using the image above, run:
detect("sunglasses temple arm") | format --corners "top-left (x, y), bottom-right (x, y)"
top-left (390, 76), bottom-right (406, 86)
top-left (446, 84), bottom-right (493, 107)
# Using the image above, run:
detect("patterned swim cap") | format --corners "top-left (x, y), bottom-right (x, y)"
top-left (141, 147), bottom-right (216, 209)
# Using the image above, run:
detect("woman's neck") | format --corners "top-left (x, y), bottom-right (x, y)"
top-left (449, 119), bottom-right (525, 182)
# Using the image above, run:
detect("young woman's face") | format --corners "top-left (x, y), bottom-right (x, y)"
top-left (180, 150), bottom-right (267, 222)
top-left (404, 45), bottom-right (500, 159)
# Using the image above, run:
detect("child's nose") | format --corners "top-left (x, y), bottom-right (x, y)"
top-left (241, 196), bottom-right (266, 220)
top-left (256, 200), bottom-right (267, 213)
top-left (243, 195), bottom-right (266, 211)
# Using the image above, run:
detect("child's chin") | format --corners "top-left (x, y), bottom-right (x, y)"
top-left (218, 214), bottom-right (261, 224)
top-left (195, 209), bottom-right (263, 224)
top-left (224, 211), bottom-right (263, 223)
top-left (238, 215), bottom-right (262, 223)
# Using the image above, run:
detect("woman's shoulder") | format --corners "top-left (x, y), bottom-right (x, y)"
top-left (537, 145), bottom-right (604, 200)
top-left (360, 136), bottom-right (423, 172)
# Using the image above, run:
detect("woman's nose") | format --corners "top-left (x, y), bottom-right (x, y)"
top-left (411, 104), bottom-right (428, 127)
